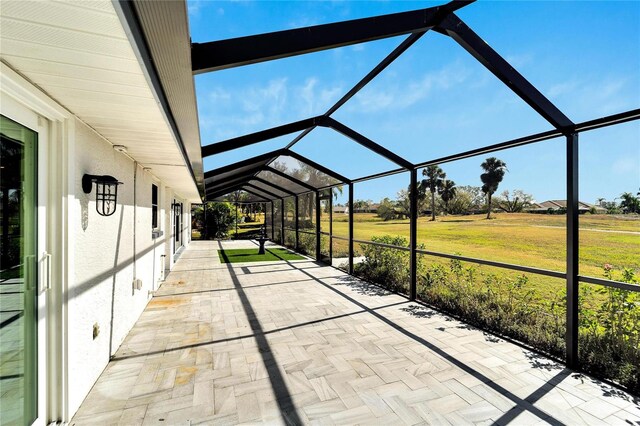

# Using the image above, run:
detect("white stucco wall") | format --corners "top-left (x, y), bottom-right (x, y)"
top-left (66, 118), bottom-right (186, 415)
top-left (1, 61), bottom-right (198, 422)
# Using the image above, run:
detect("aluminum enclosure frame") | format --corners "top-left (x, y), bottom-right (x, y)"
top-left (196, 1), bottom-right (639, 373)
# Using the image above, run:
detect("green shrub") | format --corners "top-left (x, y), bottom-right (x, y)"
top-left (298, 232), bottom-right (316, 257)
top-left (417, 257), bottom-right (564, 358)
top-left (203, 202), bottom-right (235, 239)
top-left (284, 230), bottom-right (296, 249)
top-left (353, 235), bottom-right (410, 294)
top-left (578, 265), bottom-right (639, 393)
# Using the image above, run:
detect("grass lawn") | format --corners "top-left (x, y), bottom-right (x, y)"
top-left (218, 247), bottom-right (305, 263)
top-left (324, 212), bottom-right (639, 297)
top-left (233, 214), bottom-right (265, 238)
top-left (320, 211), bottom-right (639, 392)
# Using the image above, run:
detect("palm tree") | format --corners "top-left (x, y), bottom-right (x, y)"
top-left (619, 192), bottom-right (640, 214)
top-left (332, 185), bottom-right (343, 202)
top-left (421, 165), bottom-right (446, 221)
top-left (480, 157), bottom-right (507, 219)
top-left (440, 179), bottom-right (457, 213)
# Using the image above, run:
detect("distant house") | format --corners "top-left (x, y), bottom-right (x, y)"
top-left (354, 203), bottom-right (379, 213)
top-left (333, 204), bottom-right (380, 214)
top-left (333, 205), bottom-right (348, 214)
top-left (528, 200), bottom-right (606, 214)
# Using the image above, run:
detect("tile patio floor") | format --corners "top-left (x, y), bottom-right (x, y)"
top-left (71, 240), bottom-right (640, 425)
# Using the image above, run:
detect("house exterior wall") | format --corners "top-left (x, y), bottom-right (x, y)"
top-left (68, 118), bottom-right (189, 414)
top-left (1, 68), bottom-right (195, 420)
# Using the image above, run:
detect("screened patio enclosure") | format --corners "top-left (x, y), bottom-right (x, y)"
top-left (198, 0), bottom-right (639, 378)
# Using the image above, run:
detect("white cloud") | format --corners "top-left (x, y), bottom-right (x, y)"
top-left (297, 78), bottom-right (342, 116)
top-left (352, 61), bottom-right (472, 113)
top-left (187, 0), bottom-right (202, 17)
top-left (505, 53), bottom-right (534, 69)
top-left (242, 78), bottom-right (288, 117)
top-left (288, 16), bottom-right (321, 29)
top-left (547, 80), bottom-right (580, 99)
top-left (200, 76), bottom-right (343, 140)
top-left (612, 157), bottom-right (639, 176)
top-left (319, 86), bottom-right (343, 108)
top-left (208, 87), bottom-right (231, 102)
top-left (300, 78), bottom-right (318, 116)
top-left (546, 76), bottom-right (632, 118)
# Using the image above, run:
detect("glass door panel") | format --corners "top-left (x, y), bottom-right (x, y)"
top-left (0, 115), bottom-right (38, 425)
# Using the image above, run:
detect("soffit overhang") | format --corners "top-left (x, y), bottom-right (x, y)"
top-left (0, 0), bottom-right (201, 202)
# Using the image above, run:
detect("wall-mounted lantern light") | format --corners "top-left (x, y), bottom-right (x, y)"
top-left (82, 174), bottom-right (123, 217)
top-left (171, 201), bottom-right (182, 216)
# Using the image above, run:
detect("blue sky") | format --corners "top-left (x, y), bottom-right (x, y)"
top-left (189, 1), bottom-right (639, 205)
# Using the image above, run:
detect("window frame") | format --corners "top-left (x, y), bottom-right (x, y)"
top-left (151, 184), bottom-right (158, 229)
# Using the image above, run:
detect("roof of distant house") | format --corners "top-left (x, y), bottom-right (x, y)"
top-left (530, 200), bottom-right (605, 211)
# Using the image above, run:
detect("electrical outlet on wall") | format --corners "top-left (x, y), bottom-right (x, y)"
top-left (132, 278), bottom-right (143, 290)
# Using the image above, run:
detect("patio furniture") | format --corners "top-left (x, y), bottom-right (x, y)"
top-left (257, 226), bottom-right (268, 254)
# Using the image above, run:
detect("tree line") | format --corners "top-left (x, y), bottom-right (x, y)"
top-left (597, 191), bottom-right (640, 214)
top-left (376, 157), bottom-right (513, 221)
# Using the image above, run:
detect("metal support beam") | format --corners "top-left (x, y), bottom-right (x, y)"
top-left (251, 176), bottom-right (296, 196)
top-left (207, 180), bottom-right (272, 200)
top-left (315, 191), bottom-right (321, 261)
top-left (286, 150), bottom-right (351, 184)
top-left (245, 183), bottom-right (280, 200)
top-left (207, 184), bottom-right (271, 203)
top-left (201, 117), bottom-right (322, 157)
top-left (271, 201), bottom-right (275, 240)
top-left (240, 187), bottom-right (272, 202)
top-left (409, 169), bottom-right (418, 300)
top-left (329, 195), bottom-right (333, 263)
top-left (437, 13), bottom-right (574, 131)
top-left (204, 149), bottom-right (285, 179)
top-left (265, 166), bottom-right (317, 191)
top-left (295, 195), bottom-right (300, 251)
top-left (204, 201), bottom-right (208, 240)
top-left (206, 164), bottom-right (313, 197)
top-left (206, 167), bottom-right (265, 191)
top-left (575, 108), bottom-right (640, 132)
top-left (322, 118), bottom-right (414, 169)
top-left (566, 132), bottom-right (579, 369)
top-left (280, 198), bottom-right (286, 245)
top-left (285, 31), bottom-right (428, 150)
top-left (192, 1), bottom-right (472, 74)
top-left (203, 108), bottom-right (638, 196)
top-left (207, 183), bottom-right (249, 199)
top-left (204, 165), bottom-right (264, 186)
top-left (348, 183), bottom-right (354, 275)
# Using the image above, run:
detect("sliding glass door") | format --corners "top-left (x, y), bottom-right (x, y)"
top-left (0, 115), bottom-right (38, 425)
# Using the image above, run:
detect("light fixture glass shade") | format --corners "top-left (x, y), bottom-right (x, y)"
top-left (82, 174), bottom-right (122, 216)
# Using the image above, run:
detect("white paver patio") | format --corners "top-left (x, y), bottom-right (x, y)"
top-left (71, 240), bottom-right (640, 425)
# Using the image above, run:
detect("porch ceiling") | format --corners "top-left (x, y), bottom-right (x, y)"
top-left (0, 0), bottom-right (201, 202)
